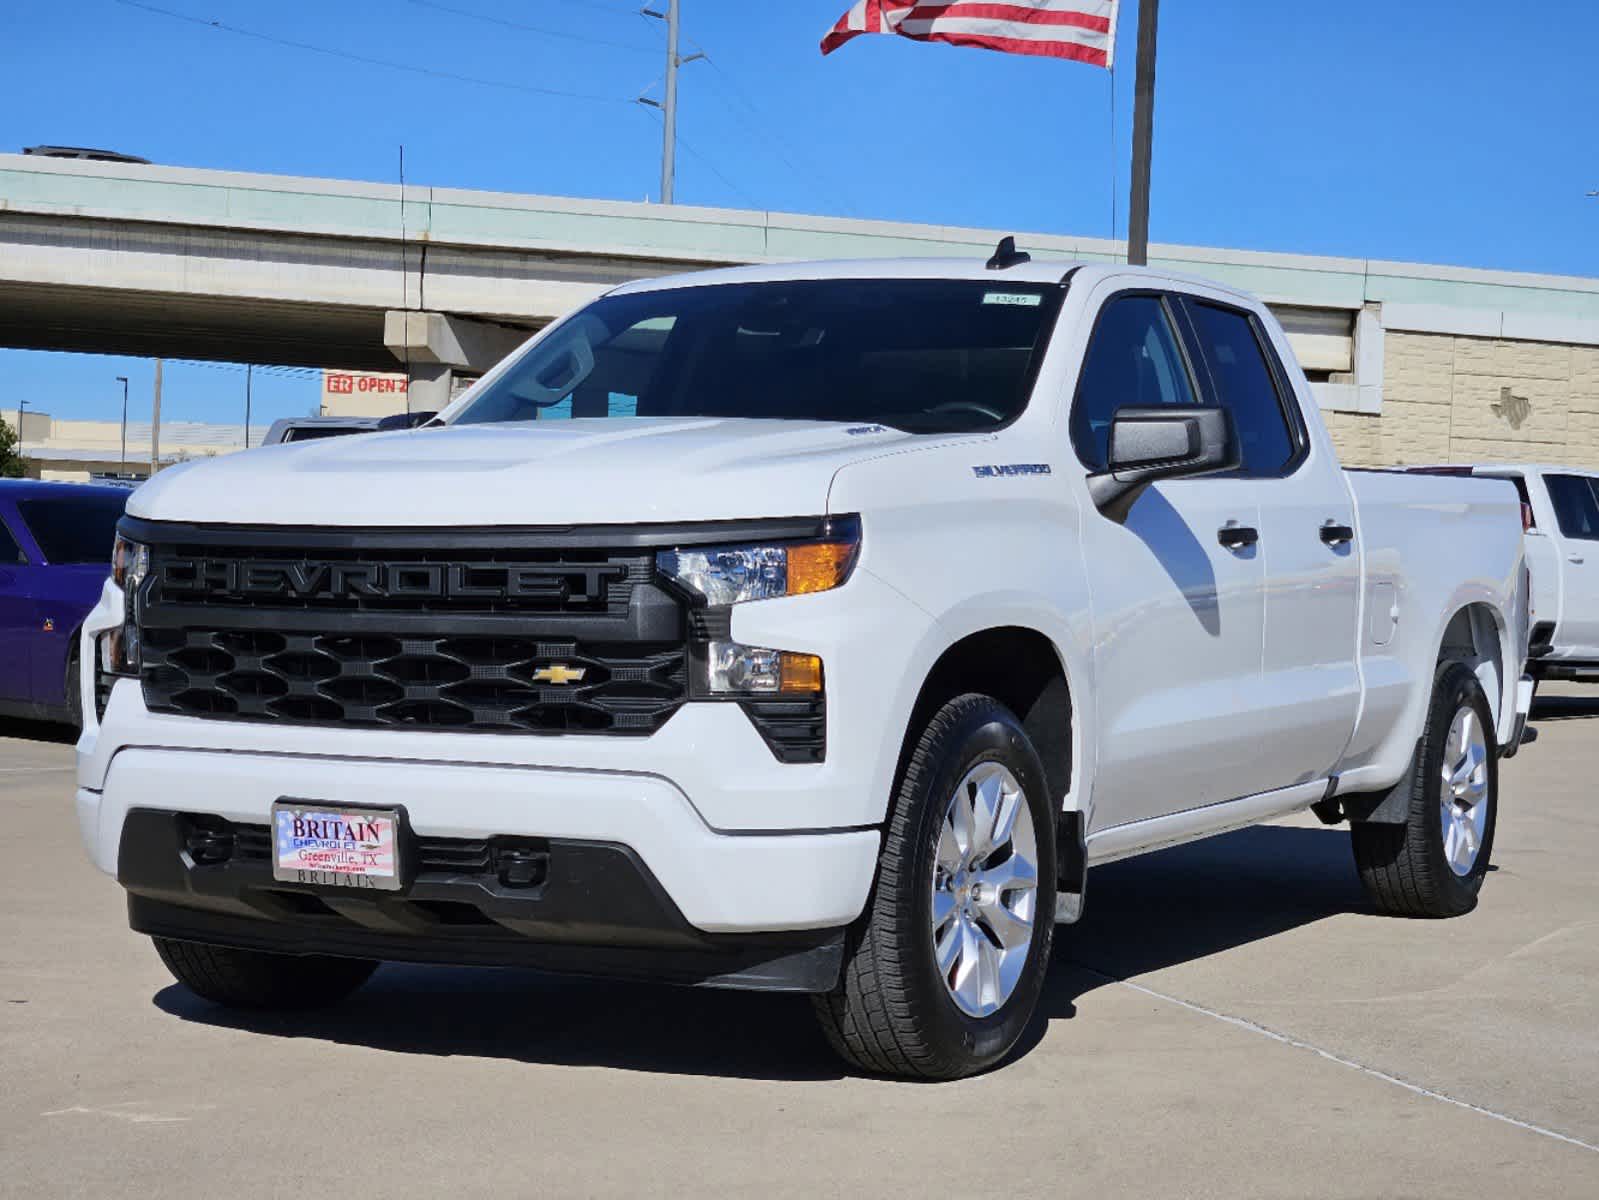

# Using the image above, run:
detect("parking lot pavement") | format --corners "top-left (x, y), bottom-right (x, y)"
top-left (3, 697), bottom-right (1596, 1199)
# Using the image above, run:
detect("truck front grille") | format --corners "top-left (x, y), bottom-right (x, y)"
top-left (141, 628), bottom-right (686, 735)
top-left (131, 527), bottom-right (689, 737)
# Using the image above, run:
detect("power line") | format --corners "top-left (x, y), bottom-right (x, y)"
top-left (402, 0), bottom-right (656, 54)
top-left (693, 48), bottom-right (862, 217)
top-left (112, 0), bottom-right (630, 105)
top-left (637, 104), bottom-right (760, 210)
top-left (538, 0), bottom-right (648, 16)
top-left (170, 359), bottom-right (320, 379)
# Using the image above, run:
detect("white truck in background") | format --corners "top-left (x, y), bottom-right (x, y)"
top-left (78, 252), bottom-right (1532, 1079)
top-left (1410, 463), bottom-right (1599, 684)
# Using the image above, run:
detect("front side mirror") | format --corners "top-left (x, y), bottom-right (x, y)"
top-left (1086, 405), bottom-right (1239, 521)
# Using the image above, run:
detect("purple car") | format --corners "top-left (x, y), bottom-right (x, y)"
top-left (0, 480), bottom-right (131, 727)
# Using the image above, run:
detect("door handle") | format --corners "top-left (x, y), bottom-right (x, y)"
top-left (1320, 523), bottom-right (1356, 547)
top-left (1218, 525), bottom-right (1259, 550)
top-left (1569, 555), bottom-right (1585, 564)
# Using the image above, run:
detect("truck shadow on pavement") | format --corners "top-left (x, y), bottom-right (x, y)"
top-left (1529, 692), bottom-right (1599, 721)
top-left (154, 823), bottom-right (1367, 1082)
top-left (0, 715), bottom-right (78, 745)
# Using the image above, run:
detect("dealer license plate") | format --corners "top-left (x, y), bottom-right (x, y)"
top-left (272, 802), bottom-right (403, 891)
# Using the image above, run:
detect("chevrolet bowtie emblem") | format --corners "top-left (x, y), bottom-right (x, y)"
top-left (532, 664), bottom-right (587, 686)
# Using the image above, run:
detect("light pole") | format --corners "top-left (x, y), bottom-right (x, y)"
top-left (16, 398), bottom-right (29, 475)
top-left (115, 375), bottom-right (129, 470)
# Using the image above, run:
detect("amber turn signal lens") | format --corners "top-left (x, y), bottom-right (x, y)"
top-left (786, 540), bottom-right (858, 597)
top-left (778, 652), bottom-right (824, 694)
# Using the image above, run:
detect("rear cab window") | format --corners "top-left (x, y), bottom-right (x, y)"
top-left (1181, 300), bottom-right (1302, 477)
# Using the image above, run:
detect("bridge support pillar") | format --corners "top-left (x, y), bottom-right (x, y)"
top-left (384, 311), bottom-right (532, 413)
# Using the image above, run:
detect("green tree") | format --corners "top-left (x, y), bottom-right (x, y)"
top-left (0, 414), bottom-right (23, 478)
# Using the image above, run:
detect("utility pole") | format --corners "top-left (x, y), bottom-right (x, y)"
top-left (115, 375), bottom-right (129, 470)
top-left (1126, 0), bottom-right (1161, 267)
top-left (640, 1), bottom-right (703, 204)
top-left (661, 0), bottom-right (680, 204)
top-left (244, 364), bottom-right (253, 449)
top-left (150, 358), bottom-right (163, 477)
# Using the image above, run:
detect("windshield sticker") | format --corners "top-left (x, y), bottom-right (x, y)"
top-left (983, 292), bottom-right (1044, 307)
top-left (973, 464), bottom-right (1052, 478)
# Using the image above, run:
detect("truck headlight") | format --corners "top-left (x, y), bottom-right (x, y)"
top-left (706, 643), bottom-right (823, 695)
top-left (655, 516), bottom-right (860, 606)
top-left (103, 534), bottom-right (149, 677)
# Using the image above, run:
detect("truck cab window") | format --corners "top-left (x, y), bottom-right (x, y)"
top-left (1546, 474), bottom-right (1599, 540)
top-left (1187, 302), bottom-right (1298, 477)
top-left (1070, 295), bottom-right (1197, 471)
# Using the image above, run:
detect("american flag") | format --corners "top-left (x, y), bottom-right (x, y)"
top-left (821, 1), bottom-right (1121, 69)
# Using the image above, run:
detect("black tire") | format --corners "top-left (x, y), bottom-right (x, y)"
top-left (814, 694), bottom-right (1057, 1079)
top-left (1352, 661), bottom-right (1498, 918)
top-left (153, 937), bottom-right (378, 1009)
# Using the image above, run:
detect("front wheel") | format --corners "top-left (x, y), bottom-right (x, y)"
top-left (1352, 661), bottom-right (1498, 918)
top-left (814, 694), bottom-right (1057, 1079)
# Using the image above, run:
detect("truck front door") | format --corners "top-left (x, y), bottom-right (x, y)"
top-left (1071, 288), bottom-right (1271, 830)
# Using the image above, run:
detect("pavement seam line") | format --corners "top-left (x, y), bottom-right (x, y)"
top-left (0, 766), bottom-right (75, 774)
top-left (1075, 965), bottom-right (1599, 1157)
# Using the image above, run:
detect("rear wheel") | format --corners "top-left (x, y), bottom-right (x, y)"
top-left (1352, 662), bottom-right (1498, 917)
top-left (153, 938), bottom-right (378, 1009)
top-left (813, 694), bottom-right (1057, 1079)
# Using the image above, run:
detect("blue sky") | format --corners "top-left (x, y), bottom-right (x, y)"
top-left (3, 0), bottom-right (1597, 426)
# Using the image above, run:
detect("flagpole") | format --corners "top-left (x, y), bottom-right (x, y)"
top-left (1126, 0), bottom-right (1160, 266)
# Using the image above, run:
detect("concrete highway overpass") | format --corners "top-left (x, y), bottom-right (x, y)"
top-left (5, 152), bottom-right (1599, 437)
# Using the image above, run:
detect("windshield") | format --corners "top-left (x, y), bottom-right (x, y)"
top-left (17, 491), bottom-right (128, 565)
top-left (449, 278), bottom-right (1063, 434)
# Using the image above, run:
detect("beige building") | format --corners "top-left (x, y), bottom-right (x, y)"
top-left (1, 407), bottom-right (267, 482)
top-left (1321, 331), bottom-right (1599, 468)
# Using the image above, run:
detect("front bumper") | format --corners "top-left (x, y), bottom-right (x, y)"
top-left (77, 744), bottom-right (880, 941)
top-left (117, 809), bottom-right (845, 992)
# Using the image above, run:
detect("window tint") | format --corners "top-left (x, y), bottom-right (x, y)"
top-left (0, 518), bottom-right (24, 565)
top-left (453, 281), bottom-right (1062, 435)
top-left (15, 493), bottom-right (128, 564)
top-left (1188, 302), bottom-right (1297, 476)
top-left (1070, 295), bottom-right (1197, 471)
top-left (1545, 474), bottom-right (1599, 541)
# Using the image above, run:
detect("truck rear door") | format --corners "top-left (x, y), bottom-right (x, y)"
top-left (1539, 472), bottom-right (1599, 660)
top-left (1176, 298), bottom-right (1362, 784)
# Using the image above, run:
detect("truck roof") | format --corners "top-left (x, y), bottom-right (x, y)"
top-left (607, 258), bottom-right (1258, 305)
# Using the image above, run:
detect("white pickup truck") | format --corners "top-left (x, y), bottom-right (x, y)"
top-left (78, 253), bottom-right (1532, 1079)
top-left (1409, 463), bottom-right (1599, 683)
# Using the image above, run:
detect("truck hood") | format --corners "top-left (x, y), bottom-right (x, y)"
top-left (127, 417), bottom-right (944, 527)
